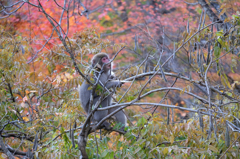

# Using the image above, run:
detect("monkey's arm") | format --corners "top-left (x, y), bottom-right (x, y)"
top-left (103, 80), bottom-right (123, 89)
top-left (109, 80), bottom-right (131, 83)
top-left (105, 80), bottom-right (131, 88)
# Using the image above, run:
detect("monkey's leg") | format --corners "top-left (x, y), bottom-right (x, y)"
top-left (93, 110), bottom-right (111, 130)
top-left (109, 107), bottom-right (126, 131)
top-left (93, 97), bottom-right (112, 130)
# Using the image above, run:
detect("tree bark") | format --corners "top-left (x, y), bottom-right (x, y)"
top-left (78, 134), bottom-right (88, 159)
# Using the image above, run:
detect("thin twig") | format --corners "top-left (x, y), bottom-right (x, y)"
top-left (219, 135), bottom-right (240, 159)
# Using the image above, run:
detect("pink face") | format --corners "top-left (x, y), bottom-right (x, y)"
top-left (101, 56), bottom-right (109, 63)
top-left (102, 56), bottom-right (111, 68)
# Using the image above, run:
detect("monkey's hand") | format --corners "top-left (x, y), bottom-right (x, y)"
top-left (109, 75), bottom-right (116, 80)
top-left (116, 81), bottom-right (124, 88)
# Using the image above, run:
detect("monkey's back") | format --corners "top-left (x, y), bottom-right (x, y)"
top-left (79, 81), bottom-right (91, 113)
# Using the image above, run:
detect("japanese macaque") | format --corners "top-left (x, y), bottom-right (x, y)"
top-left (79, 53), bottom-right (126, 130)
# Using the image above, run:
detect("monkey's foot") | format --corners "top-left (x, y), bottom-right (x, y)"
top-left (101, 121), bottom-right (112, 131)
top-left (91, 121), bottom-right (112, 132)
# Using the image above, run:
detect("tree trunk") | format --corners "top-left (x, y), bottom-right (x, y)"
top-left (78, 135), bottom-right (88, 159)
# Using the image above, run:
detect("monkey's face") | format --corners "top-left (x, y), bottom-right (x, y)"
top-left (92, 53), bottom-right (111, 72)
top-left (101, 56), bottom-right (111, 71)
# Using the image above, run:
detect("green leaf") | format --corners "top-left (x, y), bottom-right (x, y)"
top-left (17, 36), bottom-right (22, 40)
top-left (137, 117), bottom-right (147, 127)
top-left (214, 46), bottom-right (221, 61)
top-left (134, 147), bottom-right (141, 154)
top-left (216, 30), bottom-right (223, 36)
top-left (217, 38), bottom-right (224, 47)
top-left (101, 150), bottom-right (108, 157)
top-left (141, 127), bottom-right (148, 137)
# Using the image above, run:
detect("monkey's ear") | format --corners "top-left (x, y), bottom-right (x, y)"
top-left (92, 59), bottom-right (101, 69)
top-left (92, 59), bottom-right (96, 66)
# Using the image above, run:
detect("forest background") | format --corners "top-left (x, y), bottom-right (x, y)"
top-left (0, 0), bottom-right (240, 158)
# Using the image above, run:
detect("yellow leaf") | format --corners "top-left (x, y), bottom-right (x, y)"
top-left (25, 90), bottom-right (30, 95)
top-left (223, 73), bottom-right (231, 89)
top-left (170, 135), bottom-right (174, 144)
top-left (90, 77), bottom-right (95, 82)
top-left (208, 145), bottom-right (218, 153)
top-left (220, 4), bottom-right (226, 9)
top-left (163, 147), bottom-right (168, 155)
top-left (180, 87), bottom-right (185, 95)
top-left (23, 117), bottom-right (29, 122)
top-left (65, 72), bottom-right (73, 79)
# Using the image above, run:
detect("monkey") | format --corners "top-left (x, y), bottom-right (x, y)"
top-left (79, 53), bottom-right (126, 131)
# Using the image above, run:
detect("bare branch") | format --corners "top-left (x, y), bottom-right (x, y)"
top-left (0, 136), bottom-right (15, 159)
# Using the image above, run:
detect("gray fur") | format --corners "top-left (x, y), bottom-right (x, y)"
top-left (79, 53), bottom-right (126, 130)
